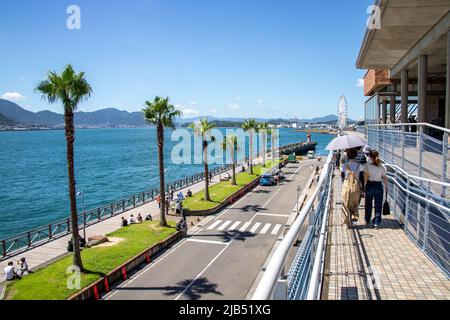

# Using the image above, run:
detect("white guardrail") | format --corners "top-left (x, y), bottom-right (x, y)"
top-left (252, 152), bottom-right (334, 300)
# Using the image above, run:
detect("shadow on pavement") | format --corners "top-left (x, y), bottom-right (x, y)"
top-left (191, 230), bottom-right (257, 242)
top-left (114, 277), bottom-right (222, 300)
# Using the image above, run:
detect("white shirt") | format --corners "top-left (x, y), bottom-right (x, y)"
top-left (4, 265), bottom-right (15, 280)
top-left (364, 163), bottom-right (386, 182)
top-left (127, 217), bottom-right (135, 225)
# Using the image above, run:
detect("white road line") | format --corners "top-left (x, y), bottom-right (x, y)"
top-left (259, 223), bottom-right (272, 234)
top-left (250, 222), bottom-right (261, 233)
top-left (228, 221), bottom-right (241, 231)
top-left (174, 242), bottom-right (231, 300)
top-left (186, 238), bottom-right (228, 246)
top-left (207, 220), bottom-right (223, 230)
top-left (262, 163), bottom-right (308, 208)
top-left (239, 221), bottom-right (252, 232)
top-left (256, 213), bottom-right (290, 218)
top-left (217, 220), bottom-right (232, 231)
top-left (271, 224), bottom-right (282, 235)
top-left (104, 225), bottom-right (207, 300)
top-left (213, 186), bottom-right (260, 220)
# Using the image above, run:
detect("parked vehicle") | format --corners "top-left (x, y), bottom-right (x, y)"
top-left (260, 173), bottom-right (276, 186)
top-left (307, 150), bottom-right (315, 159)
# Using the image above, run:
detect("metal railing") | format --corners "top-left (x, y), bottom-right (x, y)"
top-left (0, 164), bottom-right (233, 260)
top-left (384, 163), bottom-right (450, 278)
top-left (252, 152), bottom-right (334, 300)
top-left (367, 123), bottom-right (449, 198)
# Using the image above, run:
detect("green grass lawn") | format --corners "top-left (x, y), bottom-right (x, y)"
top-left (183, 172), bottom-right (258, 211)
top-left (5, 221), bottom-right (176, 300)
top-left (253, 158), bottom-right (283, 175)
top-left (183, 158), bottom-right (284, 211)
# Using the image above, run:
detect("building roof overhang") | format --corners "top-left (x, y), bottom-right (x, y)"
top-left (356, 0), bottom-right (450, 73)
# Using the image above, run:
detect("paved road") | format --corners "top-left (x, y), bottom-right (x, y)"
top-left (104, 160), bottom-right (316, 300)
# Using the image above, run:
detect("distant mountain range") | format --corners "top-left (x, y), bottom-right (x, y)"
top-left (0, 99), bottom-right (149, 128)
top-left (0, 99), bottom-right (354, 130)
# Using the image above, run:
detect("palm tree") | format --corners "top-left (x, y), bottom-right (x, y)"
top-left (189, 118), bottom-right (216, 201)
top-left (36, 64), bottom-right (92, 270)
top-left (222, 135), bottom-right (238, 185)
top-left (242, 119), bottom-right (258, 174)
top-left (267, 127), bottom-right (278, 164)
top-left (143, 97), bottom-right (181, 227)
top-left (258, 122), bottom-right (269, 167)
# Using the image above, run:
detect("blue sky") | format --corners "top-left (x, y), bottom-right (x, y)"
top-left (0, 0), bottom-right (372, 120)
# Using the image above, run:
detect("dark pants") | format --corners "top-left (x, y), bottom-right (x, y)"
top-left (365, 181), bottom-right (384, 225)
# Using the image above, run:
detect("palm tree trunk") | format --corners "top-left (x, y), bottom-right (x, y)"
top-left (64, 108), bottom-right (83, 271)
top-left (157, 122), bottom-right (167, 227)
top-left (271, 135), bottom-right (275, 164)
top-left (231, 147), bottom-right (237, 185)
top-left (262, 133), bottom-right (266, 167)
top-left (249, 133), bottom-right (254, 175)
top-left (203, 141), bottom-right (211, 201)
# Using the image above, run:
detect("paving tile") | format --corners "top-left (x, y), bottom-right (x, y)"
top-left (321, 175), bottom-right (450, 301)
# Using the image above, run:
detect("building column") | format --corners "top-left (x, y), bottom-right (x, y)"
top-left (382, 98), bottom-right (388, 124)
top-left (418, 55), bottom-right (428, 123)
top-left (401, 70), bottom-right (408, 124)
top-left (446, 31), bottom-right (450, 130)
top-left (390, 96), bottom-right (396, 123)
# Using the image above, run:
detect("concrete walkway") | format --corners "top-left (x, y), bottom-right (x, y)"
top-left (0, 163), bottom-right (252, 275)
top-left (322, 175), bottom-right (450, 300)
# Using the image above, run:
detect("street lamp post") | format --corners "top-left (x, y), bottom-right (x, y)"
top-left (77, 191), bottom-right (86, 241)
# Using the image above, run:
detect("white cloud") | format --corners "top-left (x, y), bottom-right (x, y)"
top-left (190, 101), bottom-right (198, 105)
top-left (181, 108), bottom-right (199, 115)
top-left (210, 108), bottom-right (218, 114)
top-left (235, 97), bottom-right (241, 101)
top-left (2, 92), bottom-right (26, 101)
top-left (356, 78), bottom-right (364, 87)
top-left (256, 99), bottom-right (264, 104)
top-left (228, 104), bottom-right (240, 110)
top-left (175, 105), bottom-right (199, 116)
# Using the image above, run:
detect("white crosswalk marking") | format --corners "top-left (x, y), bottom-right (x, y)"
top-left (259, 223), bottom-right (272, 234)
top-left (207, 220), bottom-right (223, 230)
top-left (239, 221), bottom-right (252, 232)
top-left (250, 222), bottom-right (261, 233)
top-left (229, 221), bottom-right (241, 231)
top-left (217, 220), bottom-right (232, 231)
top-left (271, 224), bottom-right (282, 235)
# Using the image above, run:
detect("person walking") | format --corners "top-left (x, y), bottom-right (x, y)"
top-left (364, 150), bottom-right (388, 229)
top-left (341, 148), bottom-right (362, 227)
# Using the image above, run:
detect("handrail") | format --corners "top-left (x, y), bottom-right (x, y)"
top-left (306, 166), bottom-right (332, 300)
top-left (252, 152), bottom-right (333, 300)
top-left (383, 163), bottom-right (450, 188)
top-left (386, 169), bottom-right (450, 214)
top-left (0, 163), bottom-right (234, 259)
top-left (367, 122), bottom-right (450, 134)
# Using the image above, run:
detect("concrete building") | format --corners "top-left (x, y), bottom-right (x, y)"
top-left (358, 0), bottom-right (450, 140)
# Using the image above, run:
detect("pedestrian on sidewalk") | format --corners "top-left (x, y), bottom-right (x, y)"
top-left (364, 150), bottom-right (388, 229)
top-left (156, 195), bottom-right (161, 208)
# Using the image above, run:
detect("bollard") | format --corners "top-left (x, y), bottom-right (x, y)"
top-left (104, 277), bottom-right (110, 292)
top-left (93, 284), bottom-right (100, 300)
